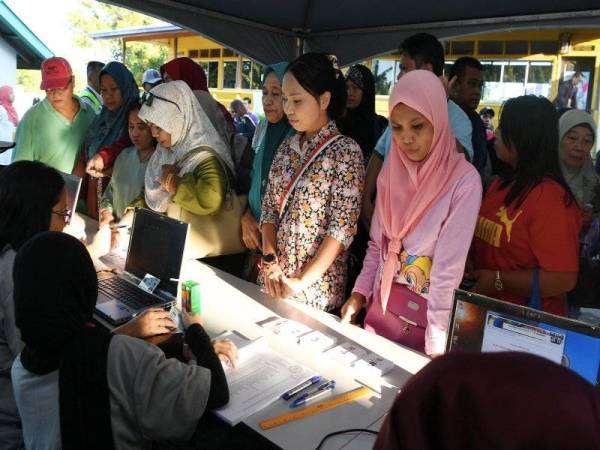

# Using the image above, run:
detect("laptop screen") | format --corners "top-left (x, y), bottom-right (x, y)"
top-left (59, 172), bottom-right (82, 215)
top-left (447, 290), bottom-right (600, 386)
top-left (125, 208), bottom-right (188, 297)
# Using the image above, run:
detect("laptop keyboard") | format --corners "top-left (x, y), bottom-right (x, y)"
top-left (99, 277), bottom-right (163, 310)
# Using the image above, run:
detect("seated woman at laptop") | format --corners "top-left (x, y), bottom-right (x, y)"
top-left (0, 161), bottom-right (181, 449)
top-left (11, 232), bottom-right (235, 449)
top-left (139, 81), bottom-right (243, 259)
top-left (98, 102), bottom-right (156, 225)
top-left (470, 96), bottom-right (580, 316)
top-left (341, 71), bottom-right (482, 356)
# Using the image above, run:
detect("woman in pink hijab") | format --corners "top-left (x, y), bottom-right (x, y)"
top-left (0, 85), bottom-right (18, 127)
top-left (341, 70), bottom-right (482, 356)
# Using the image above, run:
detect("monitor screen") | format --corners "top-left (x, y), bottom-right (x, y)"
top-left (59, 172), bottom-right (82, 215)
top-left (447, 290), bottom-right (600, 386)
top-left (125, 208), bottom-right (188, 297)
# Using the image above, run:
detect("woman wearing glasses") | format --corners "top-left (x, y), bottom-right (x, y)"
top-left (0, 162), bottom-right (177, 449)
top-left (139, 81), bottom-right (243, 259)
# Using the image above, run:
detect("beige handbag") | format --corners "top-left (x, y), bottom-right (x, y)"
top-left (166, 146), bottom-right (246, 259)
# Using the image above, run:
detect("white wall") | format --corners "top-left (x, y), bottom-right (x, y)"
top-left (0, 37), bottom-right (17, 87)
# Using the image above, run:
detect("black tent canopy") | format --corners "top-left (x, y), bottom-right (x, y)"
top-left (101, 1), bottom-right (600, 65)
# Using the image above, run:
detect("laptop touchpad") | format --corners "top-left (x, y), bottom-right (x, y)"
top-left (96, 300), bottom-right (135, 323)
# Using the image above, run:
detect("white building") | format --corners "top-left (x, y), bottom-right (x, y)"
top-left (0, 0), bottom-right (52, 163)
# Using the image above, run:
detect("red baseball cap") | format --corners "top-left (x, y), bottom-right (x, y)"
top-left (40, 57), bottom-right (73, 90)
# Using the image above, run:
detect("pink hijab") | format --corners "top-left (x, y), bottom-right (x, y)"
top-left (0, 85), bottom-right (18, 126)
top-left (376, 70), bottom-right (473, 310)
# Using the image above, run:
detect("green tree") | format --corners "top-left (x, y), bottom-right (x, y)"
top-left (16, 70), bottom-right (41, 92)
top-left (68, 1), bottom-right (170, 84)
top-left (373, 60), bottom-right (392, 95)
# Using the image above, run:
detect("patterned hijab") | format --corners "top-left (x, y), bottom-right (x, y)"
top-left (338, 64), bottom-right (379, 157)
top-left (85, 62), bottom-right (139, 160)
top-left (139, 81), bottom-right (233, 212)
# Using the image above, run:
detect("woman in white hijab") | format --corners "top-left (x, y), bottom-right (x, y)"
top-left (558, 109), bottom-right (599, 227)
top-left (139, 81), bottom-right (243, 258)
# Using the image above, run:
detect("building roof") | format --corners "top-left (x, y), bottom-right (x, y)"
top-left (0, 0), bottom-right (53, 69)
top-left (91, 24), bottom-right (182, 40)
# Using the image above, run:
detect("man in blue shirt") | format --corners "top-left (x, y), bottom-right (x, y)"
top-left (361, 33), bottom-right (473, 230)
top-left (448, 57), bottom-right (489, 180)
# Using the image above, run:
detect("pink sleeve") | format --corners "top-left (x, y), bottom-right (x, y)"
top-left (352, 211), bottom-right (383, 300)
top-left (425, 171), bottom-right (482, 355)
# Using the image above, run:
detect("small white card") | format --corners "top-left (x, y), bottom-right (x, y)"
top-left (353, 352), bottom-right (394, 377)
top-left (259, 317), bottom-right (312, 340)
top-left (168, 305), bottom-right (184, 333)
top-left (139, 273), bottom-right (160, 294)
top-left (297, 330), bottom-right (337, 352)
top-left (323, 342), bottom-right (368, 366)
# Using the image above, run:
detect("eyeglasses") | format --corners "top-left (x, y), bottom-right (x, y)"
top-left (46, 77), bottom-right (73, 95)
top-left (140, 92), bottom-right (181, 112)
top-left (52, 208), bottom-right (72, 224)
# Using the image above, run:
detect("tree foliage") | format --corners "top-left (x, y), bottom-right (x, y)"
top-left (68, 0), bottom-right (170, 84)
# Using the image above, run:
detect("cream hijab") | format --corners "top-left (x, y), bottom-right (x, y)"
top-left (558, 109), bottom-right (598, 207)
top-left (139, 81), bottom-right (234, 212)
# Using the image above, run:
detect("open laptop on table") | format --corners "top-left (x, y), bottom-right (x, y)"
top-left (447, 289), bottom-right (600, 387)
top-left (95, 208), bottom-right (189, 326)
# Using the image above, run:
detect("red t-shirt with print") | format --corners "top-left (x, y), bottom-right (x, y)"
top-left (474, 177), bottom-right (581, 316)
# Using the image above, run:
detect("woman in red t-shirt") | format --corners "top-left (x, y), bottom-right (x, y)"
top-left (471, 95), bottom-right (581, 316)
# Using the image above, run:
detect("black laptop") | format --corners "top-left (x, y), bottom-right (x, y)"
top-left (95, 208), bottom-right (189, 325)
top-left (447, 289), bottom-right (600, 386)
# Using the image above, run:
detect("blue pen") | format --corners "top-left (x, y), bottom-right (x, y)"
top-left (290, 380), bottom-right (336, 408)
top-left (282, 375), bottom-right (322, 400)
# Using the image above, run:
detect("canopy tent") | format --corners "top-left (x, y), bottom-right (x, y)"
top-left (100, 1), bottom-right (600, 65)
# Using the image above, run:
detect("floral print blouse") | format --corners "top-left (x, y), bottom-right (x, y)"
top-left (260, 121), bottom-right (364, 311)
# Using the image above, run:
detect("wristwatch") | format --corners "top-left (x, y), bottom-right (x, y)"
top-left (262, 253), bottom-right (277, 265)
top-left (494, 270), bottom-right (504, 291)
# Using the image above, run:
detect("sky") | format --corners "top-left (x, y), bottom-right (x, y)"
top-left (6, 0), bottom-right (90, 55)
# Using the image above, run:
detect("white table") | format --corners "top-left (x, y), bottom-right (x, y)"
top-left (84, 212), bottom-right (430, 449)
top-left (178, 260), bottom-right (429, 450)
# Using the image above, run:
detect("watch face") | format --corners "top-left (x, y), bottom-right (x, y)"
top-left (263, 254), bottom-right (276, 263)
top-left (494, 278), bottom-right (503, 291)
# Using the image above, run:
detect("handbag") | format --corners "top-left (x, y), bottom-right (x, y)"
top-left (167, 146), bottom-right (246, 259)
top-left (364, 283), bottom-right (428, 353)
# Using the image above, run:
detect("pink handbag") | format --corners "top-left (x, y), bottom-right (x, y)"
top-left (364, 283), bottom-right (428, 353)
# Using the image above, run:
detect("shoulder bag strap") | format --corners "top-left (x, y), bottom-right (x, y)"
top-left (277, 134), bottom-right (342, 219)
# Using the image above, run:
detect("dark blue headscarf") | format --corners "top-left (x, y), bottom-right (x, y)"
top-left (85, 61), bottom-right (139, 160)
top-left (248, 62), bottom-right (294, 220)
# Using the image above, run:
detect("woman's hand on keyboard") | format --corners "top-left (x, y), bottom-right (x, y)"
top-left (114, 308), bottom-right (176, 338)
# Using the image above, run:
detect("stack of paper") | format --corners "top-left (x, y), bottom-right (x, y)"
top-left (213, 330), bottom-right (317, 426)
top-left (297, 330), bottom-right (337, 352)
top-left (323, 342), bottom-right (368, 366)
top-left (352, 352), bottom-right (394, 377)
top-left (258, 317), bottom-right (312, 341)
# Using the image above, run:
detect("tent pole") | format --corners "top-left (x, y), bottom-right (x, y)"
top-left (294, 36), bottom-right (305, 58)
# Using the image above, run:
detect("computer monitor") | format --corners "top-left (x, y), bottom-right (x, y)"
top-left (447, 290), bottom-right (600, 386)
top-left (124, 208), bottom-right (188, 298)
